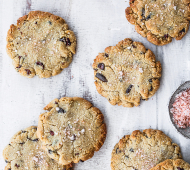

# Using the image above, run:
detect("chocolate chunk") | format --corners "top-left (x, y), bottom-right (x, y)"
top-left (164, 34), bottom-right (168, 39)
top-left (66, 38), bottom-right (71, 46)
top-left (25, 69), bottom-right (31, 75)
top-left (48, 21), bottom-right (52, 25)
top-left (129, 148), bottom-right (134, 152)
top-left (58, 108), bottom-right (66, 113)
top-left (98, 63), bottom-right (105, 70)
top-left (116, 148), bottom-right (121, 154)
top-left (105, 53), bottom-right (109, 57)
top-left (95, 73), bottom-right (108, 82)
top-left (48, 150), bottom-right (53, 154)
top-left (36, 61), bottom-right (44, 69)
top-left (180, 28), bottom-right (185, 33)
top-left (149, 86), bottom-right (153, 92)
top-left (145, 14), bottom-right (151, 21)
top-left (126, 85), bottom-right (133, 94)
top-left (177, 168), bottom-right (184, 170)
top-left (50, 131), bottom-right (54, 136)
top-left (15, 164), bottom-right (20, 168)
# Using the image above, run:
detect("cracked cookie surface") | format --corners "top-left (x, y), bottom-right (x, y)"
top-left (37, 97), bottom-right (107, 165)
top-left (111, 129), bottom-right (182, 170)
top-left (6, 11), bottom-right (76, 78)
top-left (150, 159), bottom-right (190, 170)
top-left (3, 126), bottom-right (73, 170)
top-left (93, 38), bottom-right (161, 107)
top-left (126, 0), bottom-right (190, 45)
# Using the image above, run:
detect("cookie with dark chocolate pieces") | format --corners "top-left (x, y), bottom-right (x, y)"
top-left (111, 129), bottom-right (182, 170)
top-left (3, 126), bottom-right (73, 170)
top-left (150, 159), bottom-right (190, 170)
top-left (93, 38), bottom-right (161, 107)
top-left (6, 11), bottom-right (76, 78)
top-left (37, 97), bottom-right (107, 165)
top-left (125, 0), bottom-right (190, 45)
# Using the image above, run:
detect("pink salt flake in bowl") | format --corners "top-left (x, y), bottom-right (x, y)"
top-left (169, 81), bottom-right (190, 139)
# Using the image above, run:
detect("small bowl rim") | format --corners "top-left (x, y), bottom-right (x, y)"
top-left (168, 81), bottom-right (190, 139)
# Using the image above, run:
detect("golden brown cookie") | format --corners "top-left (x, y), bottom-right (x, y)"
top-left (93, 38), bottom-right (161, 107)
top-left (111, 129), bottom-right (182, 170)
top-left (3, 126), bottom-right (73, 170)
top-left (6, 11), bottom-right (76, 78)
top-left (150, 159), bottom-right (190, 170)
top-left (126, 0), bottom-right (190, 45)
top-left (37, 97), bottom-right (107, 165)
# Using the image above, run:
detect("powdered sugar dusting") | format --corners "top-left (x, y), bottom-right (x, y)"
top-left (170, 88), bottom-right (190, 128)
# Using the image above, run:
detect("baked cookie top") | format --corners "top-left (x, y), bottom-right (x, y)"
top-left (111, 129), bottom-right (182, 170)
top-left (3, 126), bottom-right (73, 170)
top-left (37, 97), bottom-right (107, 165)
top-left (6, 11), bottom-right (76, 78)
top-left (92, 38), bottom-right (161, 107)
top-left (126, 0), bottom-right (190, 45)
top-left (150, 159), bottom-right (190, 170)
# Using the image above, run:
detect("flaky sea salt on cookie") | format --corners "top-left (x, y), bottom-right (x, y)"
top-left (3, 126), bottom-right (73, 170)
top-left (37, 97), bottom-right (107, 165)
top-left (6, 11), bottom-right (76, 78)
top-left (93, 38), bottom-right (161, 107)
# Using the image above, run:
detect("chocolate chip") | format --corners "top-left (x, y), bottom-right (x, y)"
top-left (19, 142), bottom-right (25, 145)
top-left (21, 130), bottom-right (26, 133)
top-left (48, 150), bottom-right (53, 154)
top-left (16, 65), bottom-right (21, 69)
top-left (66, 38), bottom-right (71, 46)
top-left (95, 73), bottom-right (108, 82)
top-left (141, 8), bottom-right (145, 17)
top-left (58, 108), bottom-right (66, 113)
top-left (25, 69), bottom-right (31, 75)
top-left (177, 168), bottom-right (184, 170)
top-left (36, 61), bottom-right (44, 69)
top-left (50, 131), bottom-right (54, 136)
top-left (75, 153), bottom-right (79, 155)
top-left (8, 169), bottom-right (11, 170)
top-left (5, 160), bottom-right (8, 163)
top-left (125, 155), bottom-right (129, 158)
top-left (48, 21), bottom-right (52, 25)
top-left (180, 28), bottom-right (185, 33)
top-left (149, 79), bottom-right (152, 83)
top-left (129, 148), bottom-right (134, 152)
top-left (98, 63), bottom-right (105, 70)
top-left (35, 22), bottom-right (37, 24)
top-left (105, 53), bottom-right (109, 57)
top-left (132, 44), bottom-right (136, 48)
top-left (80, 160), bottom-right (84, 162)
top-left (116, 148), bottom-right (121, 154)
top-left (149, 86), bottom-right (153, 92)
top-left (55, 101), bottom-right (58, 104)
top-left (59, 37), bottom-right (71, 46)
top-left (31, 138), bottom-right (39, 142)
top-left (145, 14), bottom-right (151, 21)
top-left (63, 168), bottom-right (66, 170)
top-left (18, 56), bottom-right (22, 59)
top-left (126, 85), bottom-right (133, 94)
top-left (164, 34), bottom-right (168, 39)
top-left (15, 164), bottom-right (20, 168)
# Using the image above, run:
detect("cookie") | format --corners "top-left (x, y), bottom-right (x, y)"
top-left (92, 38), bottom-right (161, 107)
top-left (37, 97), bottom-right (107, 165)
top-left (111, 129), bottom-right (182, 170)
top-left (125, 0), bottom-right (190, 45)
top-left (3, 126), bottom-right (73, 170)
top-left (150, 159), bottom-right (190, 170)
top-left (6, 11), bottom-right (76, 78)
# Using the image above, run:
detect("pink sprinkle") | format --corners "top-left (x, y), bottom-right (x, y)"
top-left (171, 88), bottom-right (190, 128)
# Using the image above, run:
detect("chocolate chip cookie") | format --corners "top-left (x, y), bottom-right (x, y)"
top-left (111, 129), bottom-right (182, 170)
top-left (37, 97), bottom-right (107, 165)
top-left (126, 0), bottom-right (190, 45)
top-left (150, 159), bottom-right (190, 170)
top-left (6, 11), bottom-right (76, 78)
top-left (93, 38), bottom-right (161, 107)
top-left (3, 126), bottom-right (73, 170)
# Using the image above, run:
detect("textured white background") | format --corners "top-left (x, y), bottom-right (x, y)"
top-left (0, 0), bottom-right (190, 169)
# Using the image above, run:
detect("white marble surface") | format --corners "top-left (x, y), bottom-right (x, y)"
top-left (0, 0), bottom-right (190, 169)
